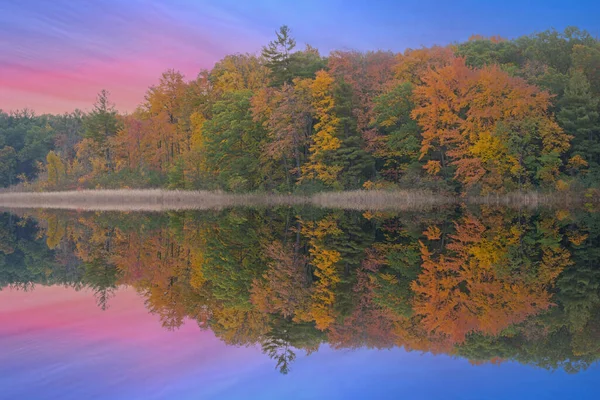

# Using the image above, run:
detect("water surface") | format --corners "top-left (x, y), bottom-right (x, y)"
top-left (1, 206), bottom-right (600, 399)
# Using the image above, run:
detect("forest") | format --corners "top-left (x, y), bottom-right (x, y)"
top-left (1, 205), bottom-right (600, 374)
top-left (1, 26), bottom-right (600, 195)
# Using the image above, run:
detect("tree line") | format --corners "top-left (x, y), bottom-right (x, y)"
top-left (1, 26), bottom-right (599, 194)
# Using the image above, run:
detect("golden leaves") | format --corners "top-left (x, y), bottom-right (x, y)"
top-left (423, 160), bottom-right (442, 175)
top-left (423, 226), bottom-right (442, 240)
top-left (300, 70), bottom-right (343, 186)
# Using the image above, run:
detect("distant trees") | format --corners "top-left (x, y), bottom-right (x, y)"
top-left (0, 109), bottom-right (84, 188)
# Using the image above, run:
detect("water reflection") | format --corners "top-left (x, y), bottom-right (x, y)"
top-left (1, 206), bottom-right (600, 375)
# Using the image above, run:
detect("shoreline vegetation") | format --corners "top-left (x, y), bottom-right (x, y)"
top-left (0, 189), bottom-right (593, 211)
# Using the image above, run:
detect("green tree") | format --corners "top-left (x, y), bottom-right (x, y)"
top-left (0, 146), bottom-right (17, 186)
top-left (288, 45), bottom-right (326, 80)
top-left (202, 90), bottom-right (267, 191)
top-left (262, 25), bottom-right (297, 86)
top-left (84, 90), bottom-right (119, 170)
top-left (558, 70), bottom-right (600, 178)
top-left (372, 82), bottom-right (421, 183)
top-left (456, 36), bottom-right (522, 69)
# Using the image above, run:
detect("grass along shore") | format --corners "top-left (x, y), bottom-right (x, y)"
top-left (0, 189), bottom-right (591, 212)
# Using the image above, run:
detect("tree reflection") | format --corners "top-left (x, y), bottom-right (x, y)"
top-left (1, 205), bottom-right (599, 374)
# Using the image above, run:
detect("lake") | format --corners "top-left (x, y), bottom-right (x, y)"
top-left (1, 205), bottom-right (600, 399)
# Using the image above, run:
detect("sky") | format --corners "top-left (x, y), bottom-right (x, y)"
top-left (1, 286), bottom-right (600, 399)
top-left (1, 0), bottom-right (600, 114)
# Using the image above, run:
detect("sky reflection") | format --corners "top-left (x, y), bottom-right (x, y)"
top-left (1, 286), bottom-right (599, 399)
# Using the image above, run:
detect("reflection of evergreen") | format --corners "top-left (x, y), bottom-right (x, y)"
top-left (330, 210), bottom-right (376, 319)
top-left (559, 212), bottom-right (600, 332)
top-left (201, 209), bottom-right (268, 310)
top-left (84, 260), bottom-right (119, 311)
top-left (261, 318), bottom-right (324, 375)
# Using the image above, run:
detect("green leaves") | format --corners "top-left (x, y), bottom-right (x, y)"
top-left (202, 90), bottom-right (267, 192)
top-left (0, 146), bottom-right (17, 186)
top-left (262, 25), bottom-right (297, 86)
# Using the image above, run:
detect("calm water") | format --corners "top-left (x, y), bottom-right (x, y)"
top-left (1, 206), bottom-right (600, 399)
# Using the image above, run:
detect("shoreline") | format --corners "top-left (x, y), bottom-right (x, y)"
top-left (0, 189), bottom-right (589, 212)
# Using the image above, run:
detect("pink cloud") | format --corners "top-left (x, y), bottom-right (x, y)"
top-left (1, 2), bottom-right (267, 114)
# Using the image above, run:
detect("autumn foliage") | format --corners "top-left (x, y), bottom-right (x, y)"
top-left (10, 26), bottom-right (596, 195)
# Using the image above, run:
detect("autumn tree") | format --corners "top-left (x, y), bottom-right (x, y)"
top-left (143, 70), bottom-right (189, 174)
top-left (301, 70), bottom-right (343, 188)
top-left (328, 51), bottom-right (396, 147)
top-left (412, 58), bottom-right (571, 192)
top-left (211, 54), bottom-right (271, 95)
top-left (46, 151), bottom-right (66, 187)
top-left (252, 79), bottom-right (314, 189)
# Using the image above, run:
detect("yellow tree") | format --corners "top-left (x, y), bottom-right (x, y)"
top-left (142, 70), bottom-right (189, 173)
top-left (395, 46), bottom-right (456, 84)
top-left (46, 151), bottom-right (66, 187)
top-left (301, 216), bottom-right (343, 330)
top-left (301, 70), bottom-right (342, 186)
top-left (211, 54), bottom-right (271, 95)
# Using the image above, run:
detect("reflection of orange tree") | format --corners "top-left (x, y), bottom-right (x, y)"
top-left (327, 213), bottom-right (453, 353)
top-left (411, 213), bottom-right (571, 344)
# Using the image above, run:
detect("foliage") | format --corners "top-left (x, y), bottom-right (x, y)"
top-left (0, 26), bottom-right (599, 195)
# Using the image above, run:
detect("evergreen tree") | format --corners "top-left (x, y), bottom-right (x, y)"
top-left (84, 90), bottom-right (119, 170)
top-left (262, 25), bottom-right (297, 86)
top-left (558, 70), bottom-right (600, 178)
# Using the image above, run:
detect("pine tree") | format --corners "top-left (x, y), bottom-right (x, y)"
top-left (262, 25), bottom-right (297, 86)
top-left (84, 90), bottom-right (119, 171)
